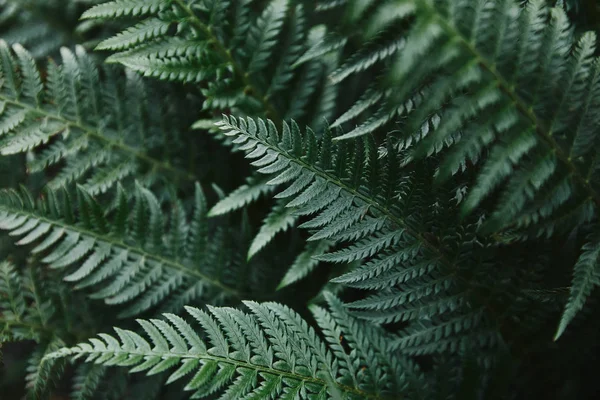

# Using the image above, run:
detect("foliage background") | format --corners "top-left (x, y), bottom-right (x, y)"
top-left (1, 0), bottom-right (600, 399)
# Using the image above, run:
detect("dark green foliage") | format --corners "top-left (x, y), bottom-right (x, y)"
top-left (1, 0), bottom-right (600, 399)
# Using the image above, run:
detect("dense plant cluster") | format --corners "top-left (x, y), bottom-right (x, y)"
top-left (1, 0), bottom-right (600, 399)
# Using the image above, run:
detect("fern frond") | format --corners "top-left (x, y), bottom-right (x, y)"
top-left (70, 363), bottom-right (108, 400)
top-left (26, 336), bottom-right (67, 398)
top-left (0, 42), bottom-right (196, 192)
top-left (0, 184), bottom-right (244, 318)
top-left (335, 0), bottom-right (600, 235)
top-left (0, 261), bottom-right (65, 342)
top-left (0, 257), bottom-right (118, 398)
top-left (47, 294), bottom-right (423, 399)
top-left (293, 30), bottom-right (346, 69)
top-left (82, 0), bottom-right (332, 123)
top-left (216, 115), bottom-right (507, 355)
top-left (0, 261), bottom-right (30, 340)
top-left (244, 0), bottom-right (289, 75)
top-left (323, 0), bottom-right (600, 334)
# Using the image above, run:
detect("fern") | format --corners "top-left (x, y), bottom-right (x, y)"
top-left (0, 259), bottom-right (115, 398)
top-left (216, 115), bottom-right (523, 358)
top-left (328, 0), bottom-right (600, 236)
top-left (1, 261), bottom-right (48, 342)
top-left (81, 0), bottom-right (330, 122)
top-left (2, 0), bottom-right (600, 398)
top-left (0, 184), bottom-right (249, 318)
top-left (80, 0), bottom-right (343, 268)
top-left (555, 229), bottom-right (600, 339)
top-left (47, 293), bottom-right (425, 399)
top-left (277, 240), bottom-right (332, 290)
top-left (208, 175), bottom-right (276, 217)
top-left (0, 42), bottom-right (197, 194)
top-left (319, 0), bottom-right (600, 338)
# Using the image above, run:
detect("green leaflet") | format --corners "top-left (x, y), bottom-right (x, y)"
top-left (248, 200), bottom-right (297, 260)
top-left (81, 0), bottom-right (166, 19)
top-left (208, 175), bottom-right (276, 217)
top-left (277, 240), bottom-right (332, 290)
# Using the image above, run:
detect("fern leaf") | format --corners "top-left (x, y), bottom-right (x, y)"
top-left (216, 115), bottom-right (499, 353)
top-left (293, 30), bottom-right (347, 68)
top-left (96, 18), bottom-right (172, 51)
top-left (245, 0), bottom-right (289, 74)
top-left (26, 337), bottom-right (67, 398)
top-left (332, 0), bottom-right (600, 242)
top-left (0, 185), bottom-right (242, 318)
top-left (0, 260), bottom-right (26, 322)
top-left (81, 0), bottom-right (325, 121)
top-left (0, 42), bottom-right (195, 191)
top-left (248, 200), bottom-right (297, 260)
top-left (208, 175), bottom-right (276, 217)
top-left (47, 296), bottom-right (420, 399)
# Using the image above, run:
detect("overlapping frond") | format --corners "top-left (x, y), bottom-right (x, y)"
top-left (82, 0), bottom-right (332, 121)
top-left (0, 184), bottom-right (245, 318)
top-left (47, 293), bottom-right (425, 400)
top-left (329, 0), bottom-right (600, 236)
top-left (0, 41), bottom-right (196, 193)
top-left (215, 115), bottom-right (508, 356)
top-left (323, 0), bottom-right (600, 337)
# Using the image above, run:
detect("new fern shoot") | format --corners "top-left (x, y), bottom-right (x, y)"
top-left (1, 0), bottom-right (600, 399)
